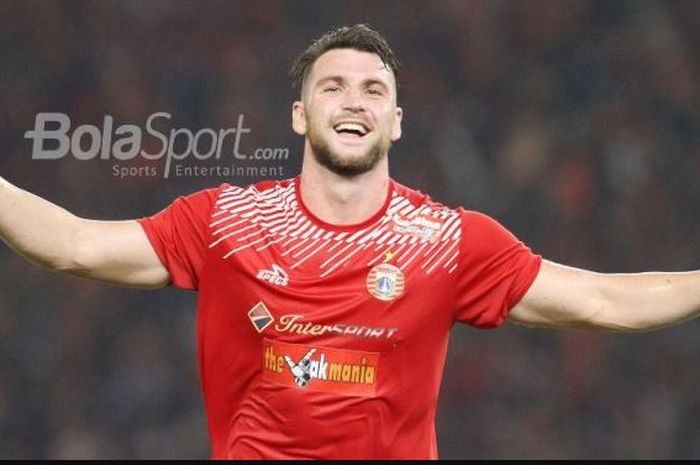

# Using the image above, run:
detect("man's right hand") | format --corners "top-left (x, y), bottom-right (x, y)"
top-left (0, 177), bottom-right (169, 289)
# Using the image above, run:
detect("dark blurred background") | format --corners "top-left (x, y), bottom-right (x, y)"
top-left (1, 0), bottom-right (700, 458)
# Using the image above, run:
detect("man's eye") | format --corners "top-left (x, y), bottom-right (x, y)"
top-left (324, 86), bottom-right (340, 93)
top-left (367, 88), bottom-right (383, 96)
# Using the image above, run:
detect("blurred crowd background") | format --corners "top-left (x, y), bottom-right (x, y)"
top-left (1, 0), bottom-right (700, 458)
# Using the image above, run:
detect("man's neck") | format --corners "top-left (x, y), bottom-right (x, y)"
top-left (299, 154), bottom-right (390, 226)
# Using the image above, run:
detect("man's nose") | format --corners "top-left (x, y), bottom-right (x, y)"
top-left (341, 89), bottom-right (366, 112)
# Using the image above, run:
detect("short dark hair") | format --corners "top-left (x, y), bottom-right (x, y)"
top-left (290, 24), bottom-right (400, 94)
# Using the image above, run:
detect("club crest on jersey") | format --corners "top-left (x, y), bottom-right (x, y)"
top-left (256, 264), bottom-right (289, 287)
top-left (248, 301), bottom-right (275, 333)
top-left (391, 213), bottom-right (443, 243)
top-left (366, 263), bottom-right (405, 301)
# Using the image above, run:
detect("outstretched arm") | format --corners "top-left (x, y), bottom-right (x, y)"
top-left (0, 176), bottom-right (169, 288)
top-left (509, 260), bottom-right (700, 332)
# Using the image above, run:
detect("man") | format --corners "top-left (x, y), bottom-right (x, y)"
top-left (1, 24), bottom-right (699, 459)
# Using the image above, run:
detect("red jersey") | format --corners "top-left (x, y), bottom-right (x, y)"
top-left (138, 177), bottom-right (541, 459)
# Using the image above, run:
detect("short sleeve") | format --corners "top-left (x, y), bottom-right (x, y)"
top-left (453, 210), bottom-right (542, 328)
top-left (138, 187), bottom-right (220, 290)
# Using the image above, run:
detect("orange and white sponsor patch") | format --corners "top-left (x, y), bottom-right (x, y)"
top-left (262, 338), bottom-right (380, 397)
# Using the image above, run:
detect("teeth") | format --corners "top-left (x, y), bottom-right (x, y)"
top-left (334, 122), bottom-right (368, 135)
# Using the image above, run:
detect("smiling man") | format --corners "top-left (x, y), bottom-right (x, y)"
top-left (2, 24), bottom-right (700, 459)
top-left (293, 45), bottom-right (401, 178)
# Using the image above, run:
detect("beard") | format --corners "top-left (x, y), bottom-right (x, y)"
top-left (307, 124), bottom-right (391, 178)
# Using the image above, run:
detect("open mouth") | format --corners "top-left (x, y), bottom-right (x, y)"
top-left (333, 121), bottom-right (370, 138)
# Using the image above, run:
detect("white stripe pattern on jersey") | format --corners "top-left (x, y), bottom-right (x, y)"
top-left (207, 182), bottom-right (462, 277)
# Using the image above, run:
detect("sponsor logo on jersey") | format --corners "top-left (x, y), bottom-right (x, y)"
top-left (366, 263), bottom-right (405, 301)
top-left (249, 303), bottom-right (400, 339)
top-left (256, 264), bottom-right (289, 287)
top-left (248, 301), bottom-right (275, 332)
top-left (263, 339), bottom-right (379, 397)
top-left (392, 213), bottom-right (444, 242)
top-left (274, 314), bottom-right (398, 339)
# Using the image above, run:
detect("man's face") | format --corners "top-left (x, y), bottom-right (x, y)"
top-left (292, 48), bottom-right (403, 177)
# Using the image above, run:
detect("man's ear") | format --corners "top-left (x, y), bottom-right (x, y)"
top-left (292, 101), bottom-right (307, 136)
top-left (390, 106), bottom-right (403, 141)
